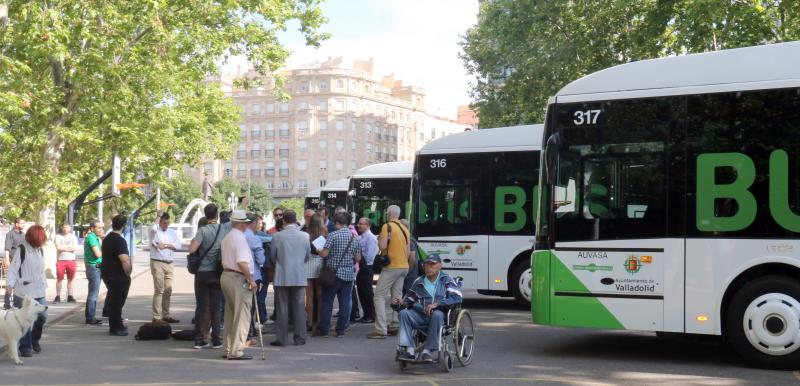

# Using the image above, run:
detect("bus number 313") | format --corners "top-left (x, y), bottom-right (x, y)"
top-left (430, 158), bottom-right (447, 168)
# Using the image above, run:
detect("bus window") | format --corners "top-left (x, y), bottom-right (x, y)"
top-left (416, 155), bottom-right (487, 237)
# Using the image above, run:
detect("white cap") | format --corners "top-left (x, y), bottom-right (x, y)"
top-left (229, 210), bottom-right (250, 223)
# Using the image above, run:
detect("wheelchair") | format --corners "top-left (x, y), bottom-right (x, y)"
top-left (394, 299), bottom-right (475, 372)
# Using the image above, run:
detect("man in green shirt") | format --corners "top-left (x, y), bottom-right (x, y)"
top-left (84, 220), bottom-right (104, 325)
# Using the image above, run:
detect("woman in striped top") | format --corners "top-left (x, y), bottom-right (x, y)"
top-left (6, 225), bottom-right (49, 357)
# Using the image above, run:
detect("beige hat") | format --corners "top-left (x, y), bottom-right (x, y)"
top-left (229, 210), bottom-right (250, 223)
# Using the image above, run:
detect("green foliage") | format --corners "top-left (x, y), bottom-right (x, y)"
top-left (279, 197), bottom-right (305, 217)
top-left (461, 0), bottom-right (800, 127)
top-left (208, 177), bottom-right (274, 215)
top-left (0, 0), bottom-right (327, 222)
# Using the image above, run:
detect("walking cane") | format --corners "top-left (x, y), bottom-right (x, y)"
top-left (252, 288), bottom-right (266, 360)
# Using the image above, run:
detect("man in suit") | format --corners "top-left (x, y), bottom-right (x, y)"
top-left (269, 209), bottom-right (310, 346)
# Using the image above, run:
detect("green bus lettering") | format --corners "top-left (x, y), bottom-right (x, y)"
top-left (495, 186), bottom-right (526, 232)
top-left (696, 152), bottom-right (757, 231)
top-left (769, 150), bottom-right (800, 232)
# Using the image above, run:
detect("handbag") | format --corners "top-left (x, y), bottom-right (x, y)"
top-left (187, 223), bottom-right (222, 274)
top-left (319, 235), bottom-right (355, 287)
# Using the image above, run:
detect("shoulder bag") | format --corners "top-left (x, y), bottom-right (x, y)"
top-left (373, 223), bottom-right (392, 274)
top-left (319, 234), bottom-right (355, 287)
top-left (187, 224), bottom-right (222, 274)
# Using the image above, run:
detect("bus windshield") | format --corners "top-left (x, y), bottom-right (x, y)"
top-left (543, 99), bottom-right (671, 242)
top-left (351, 177), bottom-right (411, 234)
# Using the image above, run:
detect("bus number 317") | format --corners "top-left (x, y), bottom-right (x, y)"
top-left (573, 109), bottom-right (601, 125)
top-left (430, 158), bottom-right (447, 168)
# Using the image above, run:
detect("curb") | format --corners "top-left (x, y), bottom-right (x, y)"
top-left (45, 268), bottom-right (152, 329)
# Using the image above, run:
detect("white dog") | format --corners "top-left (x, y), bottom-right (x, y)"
top-left (0, 296), bottom-right (48, 365)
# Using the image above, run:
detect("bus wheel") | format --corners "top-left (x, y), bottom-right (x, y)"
top-left (726, 275), bottom-right (800, 369)
top-left (511, 260), bottom-right (532, 309)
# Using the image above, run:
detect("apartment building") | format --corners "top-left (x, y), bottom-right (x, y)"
top-left (197, 57), bottom-right (427, 199)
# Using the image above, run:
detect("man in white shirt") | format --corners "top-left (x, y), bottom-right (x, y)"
top-left (149, 212), bottom-right (180, 323)
top-left (54, 223), bottom-right (79, 304)
top-left (220, 210), bottom-right (257, 360)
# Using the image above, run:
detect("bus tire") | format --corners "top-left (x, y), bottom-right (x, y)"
top-left (511, 259), bottom-right (532, 309)
top-left (726, 275), bottom-right (800, 370)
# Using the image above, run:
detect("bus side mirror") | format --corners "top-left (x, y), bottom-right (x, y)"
top-left (545, 133), bottom-right (560, 185)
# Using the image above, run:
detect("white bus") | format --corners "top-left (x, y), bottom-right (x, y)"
top-left (319, 178), bottom-right (349, 216)
top-left (304, 188), bottom-right (321, 210)
top-left (533, 41), bottom-right (800, 369)
top-left (347, 161), bottom-right (413, 235)
top-left (413, 124), bottom-right (543, 307)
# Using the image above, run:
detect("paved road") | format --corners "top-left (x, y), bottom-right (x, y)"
top-left (1, 252), bottom-right (799, 385)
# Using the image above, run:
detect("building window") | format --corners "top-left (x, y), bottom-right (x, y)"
top-left (297, 120), bottom-right (308, 133)
top-left (280, 180), bottom-right (290, 189)
top-left (252, 104), bottom-right (260, 114)
top-left (336, 159), bottom-right (343, 170)
top-left (279, 143), bottom-right (289, 158)
top-left (351, 140), bottom-right (357, 150)
top-left (279, 122), bottom-right (289, 137)
top-left (298, 140), bottom-right (308, 153)
top-left (251, 167), bottom-right (261, 178)
top-left (280, 103), bottom-right (289, 112)
top-left (320, 179), bottom-right (327, 187)
top-left (265, 123), bottom-right (274, 137)
top-left (335, 99), bottom-right (345, 112)
top-left (319, 100), bottom-right (327, 111)
top-left (319, 119), bottom-right (327, 131)
top-left (297, 179), bottom-right (308, 189)
top-left (297, 160), bottom-right (308, 170)
top-left (265, 143), bottom-right (275, 158)
top-left (319, 140), bottom-right (327, 150)
top-left (351, 122), bottom-right (357, 131)
top-left (366, 143), bottom-right (372, 153)
top-left (300, 81), bottom-right (309, 92)
top-left (319, 160), bottom-right (327, 169)
top-left (367, 123), bottom-right (373, 134)
top-left (237, 144), bottom-right (246, 159)
top-left (351, 160), bottom-right (357, 170)
top-left (319, 82), bottom-right (328, 91)
top-left (267, 103), bottom-right (275, 113)
top-left (335, 140), bottom-right (344, 151)
top-left (251, 143), bottom-right (260, 158)
top-left (251, 124), bottom-right (261, 139)
top-left (336, 119), bottom-right (344, 131)
top-left (336, 79), bottom-right (344, 89)
top-left (298, 101), bottom-right (308, 110)
top-left (266, 161), bottom-right (275, 176)
top-left (237, 163), bottom-right (246, 177)
top-left (280, 160), bottom-right (289, 176)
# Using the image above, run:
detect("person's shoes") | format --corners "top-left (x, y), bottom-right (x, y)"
top-left (67, 295), bottom-right (76, 303)
top-left (421, 352), bottom-right (434, 363)
top-left (311, 330), bottom-right (329, 338)
top-left (32, 343), bottom-right (41, 353)
top-left (306, 325), bottom-right (313, 332)
top-left (86, 319), bottom-right (103, 325)
top-left (211, 341), bottom-right (223, 349)
top-left (294, 338), bottom-right (306, 346)
top-left (193, 341), bottom-right (208, 349)
top-left (366, 331), bottom-right (387, 339)
top-left (162, 316), bottom-right (180, 323)
top-left (359, 317), bottom-right (374, 324)
top-left (333, 331), bottom-right (344, 338)
top-left (387, 327), bottom-right (399, 336)
top-left (52, 296), bottom-right (61, 304)
top-left (398, 351), bottom-right (415, 361)
top-left (109, 330), bottom-right (129, 336)
top-left (20, 351), bottom-right (33, 358)
top-left (334, 311), bottom-right (340, 318)
top-left (269, 313), bottom-right (276, 321)
top-left (228, 354), bottom-right (253, 360)
top-left (269, 341), bottom-right (285, 347)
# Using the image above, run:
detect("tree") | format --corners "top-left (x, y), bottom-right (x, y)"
top-left (0, 1), bottom-right (328, 232)
top-left (279, 197), bottom-right (305, 217)
top-left (207, 177), bottom-right (274, 214)
top-left (460, 0), bottom-right (800, 128)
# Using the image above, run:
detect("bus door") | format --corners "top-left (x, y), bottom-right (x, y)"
top-left (415, 154), bottom-right (489, 291)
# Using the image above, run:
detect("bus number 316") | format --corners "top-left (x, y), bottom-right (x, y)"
top-left (430, 159), bottom-right (447, 168)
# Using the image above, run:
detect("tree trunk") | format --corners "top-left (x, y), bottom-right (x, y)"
top-left (38, 205), bottom-right (57, 279)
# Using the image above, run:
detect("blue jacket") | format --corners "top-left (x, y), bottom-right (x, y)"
top-left (403, 272), bottom-right (462, 314)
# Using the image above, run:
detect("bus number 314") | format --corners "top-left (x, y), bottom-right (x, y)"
top-left (430, 159), bottom-right (447, 168)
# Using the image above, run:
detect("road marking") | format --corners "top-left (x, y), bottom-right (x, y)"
top-left (426, 378), bottom-right (441, 386)
top-left (793, 370), bottom-right (800, 381)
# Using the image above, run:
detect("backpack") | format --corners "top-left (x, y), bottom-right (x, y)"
top-left (171, 329), bottom-right (195, 341)
top-left (134, 321), bottom-right (172, 340)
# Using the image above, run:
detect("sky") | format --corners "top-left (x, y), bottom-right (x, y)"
top-left (222, 0), bottom-right (480, 120)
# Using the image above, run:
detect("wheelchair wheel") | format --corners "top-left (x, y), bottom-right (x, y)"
top-left (454, 309), bottom-right (475, 366)
top-left (398, 360), bottom-right (408, 371)
top-left (440, 351), bottom-right (453, 373)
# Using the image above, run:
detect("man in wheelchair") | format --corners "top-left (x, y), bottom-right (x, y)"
top-left (391, 254), bottom-right (462, 363)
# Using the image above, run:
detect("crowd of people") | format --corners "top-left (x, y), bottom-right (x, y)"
top-left (1, 202), bottom-right (463, 363)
